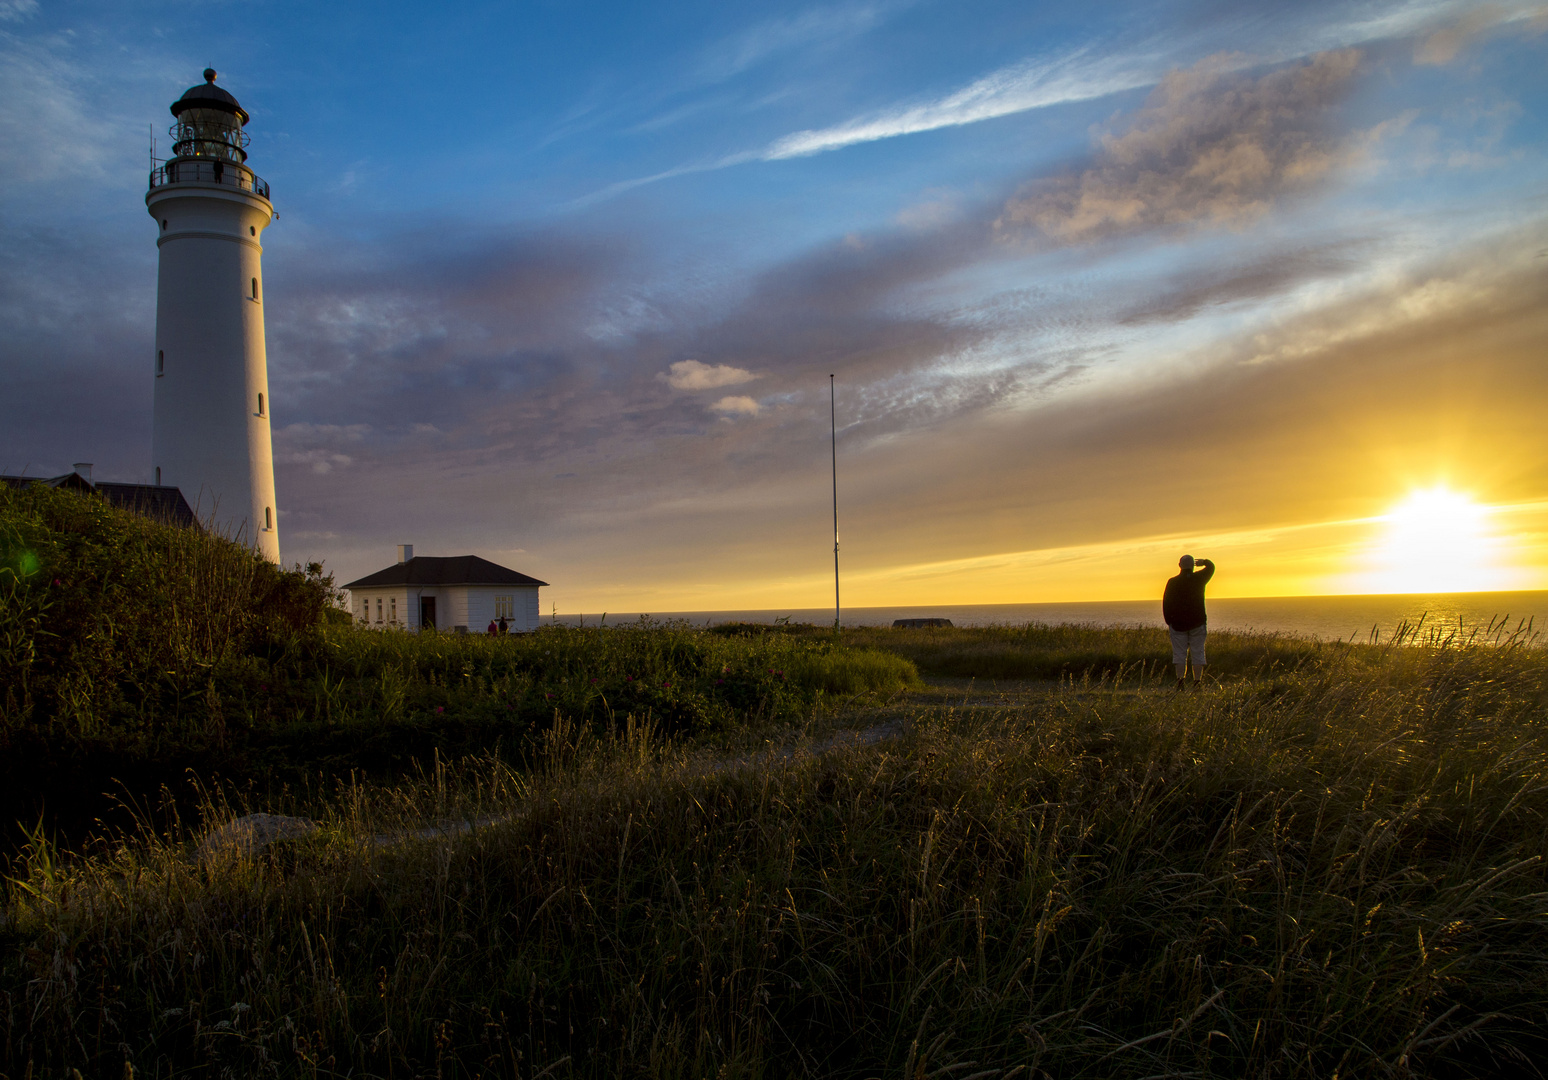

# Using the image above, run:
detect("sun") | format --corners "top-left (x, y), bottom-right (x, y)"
top-left (1360, 487), bottom-right (1507, 594)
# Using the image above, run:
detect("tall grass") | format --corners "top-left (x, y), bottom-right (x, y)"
top-left (0, 484), bottom-right (918, 847)
top-left (799, 619), bottom-right (1539, 681)
top-left (5, 635), bottom-right (1545, 1076)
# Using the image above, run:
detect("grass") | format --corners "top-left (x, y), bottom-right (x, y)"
top-left (6, 482), bottom-right (1548, 1075)
top-left (0, 483), bottom-right (917, 847)
top-left (4, 633), bottom-right (1547, 1077)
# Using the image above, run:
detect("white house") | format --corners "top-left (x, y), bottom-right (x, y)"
top-left (343, 545), bottom-right (548, 633)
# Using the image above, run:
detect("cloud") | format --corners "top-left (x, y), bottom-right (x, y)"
top-left (699, 2), bottom-right (892, 83)
top-left (710, 395), bottom-right (762, 415)
top-left (1414, 2), bottom-right (1548, 65)
top-left (762, 45), bottom-right (1162, 160)
top-left (997, 50), bottom-right (1363, 244)
top-left (273, 423), bottom-right (371, 474)
top-left (1116, 241), bottom-right (1364, 325)
top-left (0, 0), bottom-right (38, 22)
top-left (661, 359), bottom-right (759, 390)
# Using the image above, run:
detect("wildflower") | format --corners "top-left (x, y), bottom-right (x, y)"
top-left (625, 675), bottom-right (634, 682)
top-left (663, 681), bottom-right (671, 689)
top-left (258, 684), bottom-right (268, 692)
top-left (52, 579), bottom-right (62, 586)
top-left (716, 678), bottom-right (725, 685)
top-left (590, 678), bottom-right (598, 684)
top-left (435, 706), bottom-right (444, 714)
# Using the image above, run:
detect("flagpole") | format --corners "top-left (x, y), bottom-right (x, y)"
top-left (830, 374), bottom-right (840, 631)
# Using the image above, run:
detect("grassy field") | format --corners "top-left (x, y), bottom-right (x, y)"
top-left (0, 483), bottom-right (917, 844)
top-left (5, 629), bottom-right (1547, 1076)
top-left (5, 482), bottom-right (1548, 1076)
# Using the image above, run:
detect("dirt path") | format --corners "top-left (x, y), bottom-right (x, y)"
top-left (206, 677), bottom-right (1084, 857)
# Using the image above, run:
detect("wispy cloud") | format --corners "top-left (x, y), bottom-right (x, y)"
top-left (0, 1), bottom-right (39, 23)
top-left (698, 2), bottom-right (896, 83)
top-left (763, 45), bottom-right (1165, 160)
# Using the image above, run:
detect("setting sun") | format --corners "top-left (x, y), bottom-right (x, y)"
top-left (1358, 488), bottom-right (1507, 595)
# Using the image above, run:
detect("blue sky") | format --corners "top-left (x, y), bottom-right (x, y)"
top-left (3, 0), bottom-right (1547, 608)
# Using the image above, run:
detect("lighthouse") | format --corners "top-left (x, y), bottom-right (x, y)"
top-left (147, 69), bottom-right (280, 562)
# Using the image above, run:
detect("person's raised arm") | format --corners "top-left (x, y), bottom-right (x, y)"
top-left (1197, 558), bottom-right (1215, 583)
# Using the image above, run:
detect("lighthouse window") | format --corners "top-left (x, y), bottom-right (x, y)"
top-left (249, 226), bottom-right (256, 236)
top-left (264, 506), bottom-right (273, 530)
top-left (251, 278), bottom-right (258, 300)
top-left (257, 392), bottom-right (265, 417)
top-left (156, 350), bottom-right (164, 376)
top-left (160, 220), bottom-right (167, 231)
top-left (155, 467), bottom-right (161, 485)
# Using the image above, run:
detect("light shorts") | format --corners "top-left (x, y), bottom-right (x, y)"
top-left (1169, 625), bottom-right (1207, 667)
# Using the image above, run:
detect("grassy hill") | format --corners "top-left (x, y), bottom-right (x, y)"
top-left (0, 483), bottom-right (916, 844)
top-left (3, 482), bottom-right (1546, 1076)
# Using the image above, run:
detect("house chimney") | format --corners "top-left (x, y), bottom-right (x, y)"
top-left (73, 462), bottom-right (93, 482)
top-left (397, 544), bottom-right (413, 563)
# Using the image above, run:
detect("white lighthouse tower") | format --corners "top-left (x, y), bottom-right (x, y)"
top-left (147, 69), bottom-right (280, 563)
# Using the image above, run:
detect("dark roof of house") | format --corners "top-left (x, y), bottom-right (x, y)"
top-left (344, 556), bottom-right (549, 590)
top-left (95, 483), bottom-right (200, 528)
top-left (1, 473), bottom-right (199, 528)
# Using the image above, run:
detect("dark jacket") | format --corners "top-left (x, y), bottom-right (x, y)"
top-left (1162, 562), bottom-right (1214, 631)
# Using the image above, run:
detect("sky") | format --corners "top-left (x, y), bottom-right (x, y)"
top-left (2, 0), bottom-right (1547, 611)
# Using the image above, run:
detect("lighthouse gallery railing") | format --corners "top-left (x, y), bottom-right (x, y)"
top-left (149, 161), bottom-right (270, 200)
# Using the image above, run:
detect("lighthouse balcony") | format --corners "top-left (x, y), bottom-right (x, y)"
top-left (149, 161), bottom-right (270, 200)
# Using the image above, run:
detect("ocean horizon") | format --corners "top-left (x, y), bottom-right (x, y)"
top-left (551, 590), bottom-right (1548, 644)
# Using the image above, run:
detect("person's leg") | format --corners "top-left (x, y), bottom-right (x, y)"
top-left (1169, 628), bottom-right (1187, 687)
top-left (1192, 627), bottom-right (1208, 687)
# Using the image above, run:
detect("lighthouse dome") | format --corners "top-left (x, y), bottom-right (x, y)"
top-left (170, 69), bottom-right (249, 125)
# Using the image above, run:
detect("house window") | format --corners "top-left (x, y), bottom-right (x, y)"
top-left (156, 350), bottom-right (164, 376)
top-left (376, 598), bottom-right (383, 623)
top-left (264, 506), bottom-right (273, 530)
top-left (251, 278), bottom-right (259, 300)
top-left (494, 595), bottom-right (514, 620)
top-left (257, 392), bottom-right (265, 417)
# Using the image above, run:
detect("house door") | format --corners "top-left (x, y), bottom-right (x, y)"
top-left (420, 597), bottom-right (436, 630)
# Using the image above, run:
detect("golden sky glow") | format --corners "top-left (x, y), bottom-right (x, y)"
top-left (559, 498), bottom-right (1548, 612)
top-left (4, 6), bottom-right (1545, 614)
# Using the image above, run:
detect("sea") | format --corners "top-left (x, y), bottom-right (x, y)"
top-left (555, 591), bottom-right (1548, 644)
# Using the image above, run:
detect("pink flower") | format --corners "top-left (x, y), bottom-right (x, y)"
top-left (590, 678), bottom-right (598, 684)
top-left (434, 706), bottom-right (444, 714)
top-left (716, 678), bottom-right (725, 685)
top-left (663, 681), bottom-right (671, 689)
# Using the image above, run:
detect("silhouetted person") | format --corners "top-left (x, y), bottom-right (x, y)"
top-left (498, 615), bottom-right (509, 635)
top-left (487, 619), bottom-right (499, 636)
top-left (1163, 555), bottom-right (1214, 689)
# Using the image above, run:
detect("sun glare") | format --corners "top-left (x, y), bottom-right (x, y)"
top-left (1361, 488), bottom-right (1506, 594)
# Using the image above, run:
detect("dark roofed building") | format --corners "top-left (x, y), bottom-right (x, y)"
top-left (2, 465), bottom-right (198, 529)
top-left (343, 545), bottom-right (548, 633)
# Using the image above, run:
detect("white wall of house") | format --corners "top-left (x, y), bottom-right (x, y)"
top-left (352, 587), bottom-right (409, 629)
top-left (348, 584), bottom-right (540, 632)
